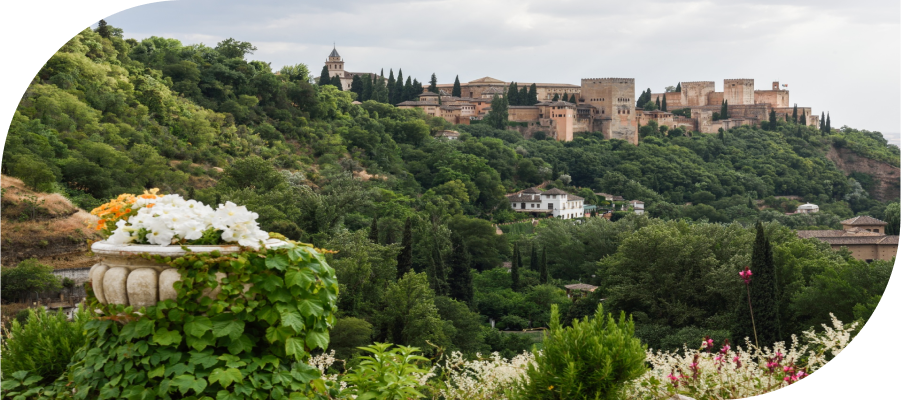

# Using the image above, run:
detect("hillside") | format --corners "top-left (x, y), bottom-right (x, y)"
top-left (0, 175), bottom-right (100, 269)
top-left (827, 145), bottom-right (900, 202)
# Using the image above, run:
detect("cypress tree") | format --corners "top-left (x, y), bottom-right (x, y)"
top-left (661, 95), bottom-right (667, 111)
top-left (387, 69), bottom-right (396, 104)
top-left (552, 93), bottom-right (559, 101)
top-left (394, 69), bottom-right (405, 104)
top-left (529, 244), bottom-right (538, 271)
top-left (396, 217), bottom-right (413, 280)
top-left (413, 79), bottom-right (423, 98)
top-left (369, 217), bottom-right (379, 243)
top-left (528, 84), bottom-right (538, 105)
top-left (380, 68), bottom-right (384, 79)
top-left (350, 75), bottom-right (364, 99)
top-left (825, 113), bottom-right (831, 132)
top-left (452, 75), bottom-right (462, 97)
top-left (675, 82), bottom-right (681, 92)
top-left (799, 111), bottom-right (806, 126)
top-left (330, 75), bottom-right (343, 90)
top-left (507, 82), bottom-right (519, 105)
top-left (769, 110), bottom-right (777, 126)
top-left (430, 241), bottom-right (449, 296)
top-left (511, 243), bottom-right (521, 291)
top-left (447, 233), bottom-right (474, 305)
top-left (404, 76), bottom-right (413, 102)
top-left (791, 104), bottom-right (798, 123)
top-left (655, 96), bottom-right (661, 110)
top-left (539, 248), bottom-right (549, 284)
top-left (820, 112), bottom-right (826, 132)
top-left (318, 65), bottom-right (331, 86)
top-left (560, 93), bottom-right (568, 103)
top-left (428, 73), bottom-right (439, 93)
top-left (721, 100), bottom-right (729, 119)
top-left (736, 222), bottom-right (782, 346)
top-left (519, 86), bottom-right (529, 104)
top-left (373, 76), bottom-right (388, 102)
top-left (362, 74), bottom-right (373, 101)
top-left (485, 94), bottom-right (508, 130)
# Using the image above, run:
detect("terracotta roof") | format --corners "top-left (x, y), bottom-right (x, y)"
top-left (469, 77), bottom-right (506, 84)
top-left (506, 193), bottom-right (543, 203)
top-left (543, 188), bottom-right (568, 195)
top-left (397, 101), bottom-right (439, 106)
top-left (418, 92), bottom-right (439, 97)
top-left (819, 236), bottom-right (899, 246)
top-left (569, 195), bottom-right (585, 201)
top-left (796, 230), bottom-right (847, 239)
top-left (440, 105), bottom-right (462, 110)
top-left (840, 216), bottom-right (887, 226)
top-left (564, 283), bottom-right (597, 291)
top-left (537, 101), bottom-right (575, 107)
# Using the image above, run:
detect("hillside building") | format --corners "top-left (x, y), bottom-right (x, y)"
top-left (796, 216), bottom-right (898, 262)
top-left (323, 46), bottom-right (377, 91)
top-left (506, 187), bottom-right (585, 220)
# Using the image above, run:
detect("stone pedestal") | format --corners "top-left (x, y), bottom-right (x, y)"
top-left (89, 239), bottom-right (287, 307)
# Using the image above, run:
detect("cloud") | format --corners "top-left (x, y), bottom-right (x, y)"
top-left (106, 0), bottom-right (899, 134)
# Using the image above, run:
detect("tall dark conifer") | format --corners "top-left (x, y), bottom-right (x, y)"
top-left (799, 111), bottom-right (806, 126)
top-left (387, 69), bottom-right (396, 104)
top-left (539, 248), bottom-right (549, 284)
top-left (394, 69), bottom-right (405, 104)
top-left (448, 233), bottom-right (474, 305)
top-left (825, 113), bottom-right (831, 132)
top-left (428, 73), bottom-right (439, 93)
top-left (675, 82), bottom-right (682, 92)
top-left (791, 104), bottom-right (798, 123)
top-left (552, 93), bottom-right (559, 101)
top-left (330, 75), bottom-right (343, 90)
top-left (97, 19), bottom-right (111, 39)
top-left (507, 82), bottom-right (519, 105)
top-left (362, 74), bottom-right (373, 101)
top-left (736, 223), bottom-right (782, 346)
top-left (319, 65), bottom-right (331, 86)
top-left (413, 79), bottom-right (423, 98)
top-left (430, 241), bottom-right (449, 296)
top-left (350, 75), bottom-right (364, 99)
top-left (655, 96), bottom-right (661, 109)
top-left (721, 100), bottom-right (729, 119)
top-left (511, 243), bottom-right (521, 291)
top-left (769, 110), bottom-right (777, 126)
top-left (519, 86), bottom-right (529, 104)
top-left (529, 244), bottom-right (538, 271)
top-left (820, 112), bottom-right (826, 132)
top-left (661, 95), bottom-right (667, 111)
top-left (369, 217), bottom-right (379, 243)
top-left (397, 218), bottom-right (413, 280)
top-left (404, 76), bottom-right (414, 102)
top-left (452, 75), bottom-right (462, 97)
top-left (528, 84), bottom-right (538, 105)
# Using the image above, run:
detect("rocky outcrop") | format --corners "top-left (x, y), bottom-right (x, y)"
top-left (826, 146), bottom-right (900, 202)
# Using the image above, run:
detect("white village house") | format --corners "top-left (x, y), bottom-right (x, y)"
top-left (506, 187), bottom-right (585, 220)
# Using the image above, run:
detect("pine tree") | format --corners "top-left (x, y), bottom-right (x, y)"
top-left (452, 75), bottom-right (462, 97)
top-left (675, 82), bottom-right (681, 92)
top-left (350, 75), bottom-right (364, 99)
top-left (387, 69), bottom-right (396, 104)
top-left (552, 93), bottom-right (559, 101)
top-left (97, 19), bottom-right (111, 39)
top-left (428, 73), bottom-right (439, 93)
top-left (397, 217), bottom-right (413, 280)
top-left (404, 76), bottom-right (414, 102)
top-left (791, 104), bottom-right (798, 123)
top-left (330, 75), bottom-right (343, 90)
top-left (825, 112), bottom-right (831, 132)
top-left (511, 243), bottom-right (521, 291)
top-left (539, 248), bottom-right (549, 284)
top-left (820, 112), bottom-right (826, 132)
top-left (528, 84), bottom-right (538, 105)
top-left (661, 95), bottom-right (667, 111)
top-left (799, 111), bottom-right (806, 126)
top-left (736, 223), bottom-right (782, 346)
top-left (319, 65), bottom-right (331, 86)
top-left (394, 69), bottom-right (405, 104)
top-left (530, 244), bottom-right (538, 271)
top-left (369, 217), bottom-right (379, 243)
top-left (447, 233), bottom-right (474, 305)
top-left (769, 110), bottom-right (777, 126)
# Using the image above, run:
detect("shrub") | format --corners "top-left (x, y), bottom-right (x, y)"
top-left (515, 303), bottom-right (646, 399)
top-left (340, 342), bottom-right (430, 400)
top-left (0, 259), bottom-right (61, 303)
top-left (1, 306), bottom-right (93, 384)
top-left (329, 317), bottom-right (374, 361)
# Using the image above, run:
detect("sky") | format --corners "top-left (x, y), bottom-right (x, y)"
top-left (99, 0), bottom-right (901, 141)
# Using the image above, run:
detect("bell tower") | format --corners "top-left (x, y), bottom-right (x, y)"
top-left (325, 45), bottom-right (345, 79)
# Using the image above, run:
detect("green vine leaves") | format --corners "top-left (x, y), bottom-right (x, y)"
top-left (68, 243), bottom-right (339, 399)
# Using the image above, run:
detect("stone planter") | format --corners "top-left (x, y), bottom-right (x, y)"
top-left (88, 239), bottom-right (287, 308)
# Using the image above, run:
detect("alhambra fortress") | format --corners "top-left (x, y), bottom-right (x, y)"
top-left (324, 48), bottom-right (818, 145)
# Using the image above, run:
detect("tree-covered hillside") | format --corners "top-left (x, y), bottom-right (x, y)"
top-left (2, 24), bottom-right (897, 355)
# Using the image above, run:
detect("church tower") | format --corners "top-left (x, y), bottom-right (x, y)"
top-left (325, 46), bottom-right (345, 79)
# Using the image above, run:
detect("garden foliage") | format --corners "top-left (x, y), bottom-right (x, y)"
top-left (0, 307), bottom-right (93, 384)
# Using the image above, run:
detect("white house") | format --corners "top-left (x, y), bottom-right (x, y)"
top-left (629, 200), bottom-right (645, 215)
top-left (507, 187), bottom-right (585, 220)
top-left (796, 203), bottom-right (819, 214)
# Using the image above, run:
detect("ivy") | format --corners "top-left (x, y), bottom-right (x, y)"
top-left (52, 242), bottom-right (339, 399)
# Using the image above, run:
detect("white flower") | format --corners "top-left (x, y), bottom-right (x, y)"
top-left (146, 228), bottom-right (176, 246)
top-left (175, 220), bottom-right (206, 241)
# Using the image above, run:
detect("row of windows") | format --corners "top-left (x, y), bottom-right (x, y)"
top-left (618, 109), bottom-right (632, 114)
top-left (588, 98), bottom-right (606, 102)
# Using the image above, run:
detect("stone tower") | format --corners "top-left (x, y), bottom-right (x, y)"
top-left (580, 78), bottom-right (637, 145)
top-left (724, 78), bottom-right (754, 105)
top-left (679, 81), bottom-right (715, 106)
top-left (325, 46), bottom-right (345, 79)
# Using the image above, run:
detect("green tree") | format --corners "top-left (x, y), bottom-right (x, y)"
top-left (529, 244), bottom-right (539, 272)
top-left (329, 317), bottom-right (373, 361)
top-left (511, 242), bottom-right (522, 291)
top-left (330, 75), bottom-right (343, 90)
top-left (96, 19), bottom-right (110, 39)
top-left (769, 109), bottom-right (777, 126)
top-left (721, 99), bottom-right (729, 119)
top-left (279, 63), bottom-right (311, 83)
top-left (429, 240), bottom-right (449, 296)
top-left (215, 37), bottom-right (257, 59)
top-left (362, 74), bottom-right (373, 100)
top-left (484, 94), bottom-right (508, 130)
top-left (428, 73), bottom-right (439, 93)
top-left (799, 111), bottom-right (806, 126)
top-left (551, 93), bottom-right (559, 101)
top-left (519, 86), bottom-right (529, 104)
top-left (8, 154), bottom-right (55, 192)
top-left (661, 95), bottom-right (667, 111)
top-left (394, 69), bottom-right (405, 104)
top-left (539, 247), bottom-right (549, 284)
top-left (655, 96), bottom-right (661, 110)
top-left (516, 304), bottom-right (646, 399)
top-left (0, 259), bottom-right (62, 303)
top-left (884, 202), bottom-right (899, 235)
top-left (387, 69), bottom-right (396, 104)
top-left (403, 76), bottom-right (414, 102)
top-left (792, 104), bottom-right (798, 123)
top-left (736, 222), bottom-right (782, 346)
top-left (350, 75), bottom-right (364, 99)
top-left (397, 217), bottom-right (413, 279)
top-left (452, 75), bottom-right (462, 97)
top-left (820, 112), bottom-right (826, 132)
top-left (826, 112), bottom-right (831, 132)
top-left (675, 82), bottom-right (681, 92)
top-left (447, 233), bottom-right (474, 305)
top-left (507, 82), bottom-right (519, 105)
top-left (381, 272), bottom-right (448, 350)
top-left (319, 65), bottom-right (331, 86)
top-left (369, 216), bottom-right (379, 243)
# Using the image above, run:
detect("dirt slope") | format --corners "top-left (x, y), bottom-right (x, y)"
top-left (826, 146), bottom-right (900, 202)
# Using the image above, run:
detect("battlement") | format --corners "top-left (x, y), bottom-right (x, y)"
top-left (724, 78), bottom-right (754, 82)
top-left (582, 78), bottom-right (635, 83)
top-left (680, 81), bottom-right (715, 84)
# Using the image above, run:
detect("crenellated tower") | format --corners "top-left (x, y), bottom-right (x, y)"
top-left (580, 78), bottom-right (637, 144)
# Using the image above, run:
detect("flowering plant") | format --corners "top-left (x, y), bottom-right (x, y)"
top-left (90, 189), bottom-right (270, 249)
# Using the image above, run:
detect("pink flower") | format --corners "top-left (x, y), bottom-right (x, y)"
top-left (784, 376), bottom-right (791, 382)
top-left (720, 344), bottom-right (731, 353)
top-left (739, 267), bottom-right (753, 284)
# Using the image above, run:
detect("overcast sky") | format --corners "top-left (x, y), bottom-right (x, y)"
top-left (95, 0), bottom-right (900, 140)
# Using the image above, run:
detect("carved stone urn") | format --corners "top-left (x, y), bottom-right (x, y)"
top-left (89, 239), bottom-right (288, 308)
